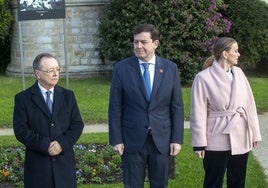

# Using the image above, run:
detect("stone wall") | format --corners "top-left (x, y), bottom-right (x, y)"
top-left (6, 0), bottom-right (113, 77)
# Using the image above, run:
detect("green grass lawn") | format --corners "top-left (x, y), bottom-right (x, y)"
top-left (0, 75), bottom-right (268, 187)
top-left (1, 75), bottom-right (267, 128)
top-left (248, 76), bottom-right (268, 114)
top-left (0, 76), bottom-right (112, 127)
top-left (1, 130), bottom-right (267, 188)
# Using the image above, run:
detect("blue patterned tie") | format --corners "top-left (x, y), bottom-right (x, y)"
top-left (46, 91), bottom-right (53, 113)
top-left (142, 63), bottom-right (151, 99)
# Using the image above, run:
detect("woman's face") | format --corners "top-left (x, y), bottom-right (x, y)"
top-left (225, 42), bottom-right (240, 66)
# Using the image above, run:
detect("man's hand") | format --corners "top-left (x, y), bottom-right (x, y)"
top-left (170, 143), bottom-right (181, 156)
top-left (48, 141), bottom-right (62, 156)
top-left (113, 143), bottom-right (124, 156)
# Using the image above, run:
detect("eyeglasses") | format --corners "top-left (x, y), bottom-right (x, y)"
top-left (37, 68), bottom-right (60, 74)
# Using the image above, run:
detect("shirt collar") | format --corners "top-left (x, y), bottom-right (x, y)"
top-left (138, 55), bottom-right (156, 65)
top-left (38, 82), bottom-right (54, 94)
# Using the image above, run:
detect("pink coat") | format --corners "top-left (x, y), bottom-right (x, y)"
top-left (190, 61), bottom-right (262, 155)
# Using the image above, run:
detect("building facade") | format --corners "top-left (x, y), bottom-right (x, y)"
top-left (6, 0), bottom-right (113, 77)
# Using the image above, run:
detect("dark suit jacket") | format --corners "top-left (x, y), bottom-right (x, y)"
top-left (109, 56), bottom-right (184, 154)
top-left (13, 81), bottom-right (84, 188)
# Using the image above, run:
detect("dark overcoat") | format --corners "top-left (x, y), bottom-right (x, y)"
top-left (13, 81), bottom-right (84, 188)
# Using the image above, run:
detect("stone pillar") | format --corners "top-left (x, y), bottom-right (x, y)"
top-left (6, 0), bottom-right (113, 77)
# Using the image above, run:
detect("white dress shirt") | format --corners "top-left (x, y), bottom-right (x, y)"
top-left (38, 82), bottom-right (54, 103)
top-left (139, 55), bottom-right (156, 91)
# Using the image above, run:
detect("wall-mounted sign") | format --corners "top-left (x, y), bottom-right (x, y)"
top-left (17, 0), bottom-right (65, 21)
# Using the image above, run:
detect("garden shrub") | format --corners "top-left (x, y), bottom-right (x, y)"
top-left (256, 56), bottom-right (268, 74)
top-left (0, 38), bottom-right (11, 74)
top-left (0, 0), bottom-right (12, 43)
top-left (0, 144), bottom-right (122, 186)
top-left (223, 0), bottom-right (268, 68)
top-left (0, 147), bottom-right (24, 187)
top-left (98, 0), bottom-right (232, 84)
top-left (74, 143), bottom-right (122, 184)
top-left (0, 0), bottom-right (13, 73)
top-left (0, 143), bottom-right (175, 186)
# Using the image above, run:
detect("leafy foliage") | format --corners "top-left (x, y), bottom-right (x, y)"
top-left (0, 144), bottom-right (122, 186)
top-left (0, 0), bottom-right (13, 73)
top-left (98, 0), bottom-right (231, 84)
top-left (74, 143), bottom-right (122, 184)
top-left (0, 147), bottom-right (24, 187)
top-left (0, 38), bottom-right (11, 74)
top-left (223, 0), bottom-right (268, 67)
top-left (0, 0), bottom-right (13, 43)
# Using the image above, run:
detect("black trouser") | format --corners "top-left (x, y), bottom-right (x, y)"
top-left (203, 150), bottom-right (249, 188)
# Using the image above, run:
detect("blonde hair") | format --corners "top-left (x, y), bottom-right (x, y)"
top-left (203, 37), bottom-right (237, 70)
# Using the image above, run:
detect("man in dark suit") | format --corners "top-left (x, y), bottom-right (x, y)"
top-left (13, 53), bottom-right (84, 188)
top-left (109, 23), bottom-right (184, 188)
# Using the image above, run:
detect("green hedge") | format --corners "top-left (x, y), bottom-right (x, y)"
top-left (0, 0), bottom-right (13, 43)
top-left (98, 0), bottom-right (231, 85)
top-left (223, 0), bottom-right (268, 68)
top-left (0, 0), bottom-right (13, 73)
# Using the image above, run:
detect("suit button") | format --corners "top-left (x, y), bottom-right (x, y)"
top-left (51, 123), bottom-right (54, 126)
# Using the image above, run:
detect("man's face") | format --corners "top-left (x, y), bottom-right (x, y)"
top-left (35, 57), bottom-right (60, 90)
top-left (134, 32), bottom-right (159, 62)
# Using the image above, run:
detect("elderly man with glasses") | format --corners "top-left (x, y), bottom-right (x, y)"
top-left (13, 53), bottom-right (84, 188)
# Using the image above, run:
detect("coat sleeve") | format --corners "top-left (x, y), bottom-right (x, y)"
top-left (190, 74), bottom-right (208, 147)
top-left (13, 92), bottom-right (51, 154)
top-left (240, 71), bottom-right (262, 142)
top-left (170, 64), bottom-right (184, 144)
top-left (108, 64), bottom-right (123, 146)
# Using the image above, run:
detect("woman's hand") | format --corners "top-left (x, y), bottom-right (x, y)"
top-left (194, 150), bottom-right (205, 158)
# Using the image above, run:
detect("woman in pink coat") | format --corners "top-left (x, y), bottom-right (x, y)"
top-left (190, 37), bottom-right (262, 188)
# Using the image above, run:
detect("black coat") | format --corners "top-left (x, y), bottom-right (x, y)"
top-left (13, 81), bottom-right (84, 188)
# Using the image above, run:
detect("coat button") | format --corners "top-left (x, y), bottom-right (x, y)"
top-left (51, 123), bottom-right (54, 126)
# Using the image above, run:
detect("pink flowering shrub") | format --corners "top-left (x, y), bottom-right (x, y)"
top-left (99, 0), bottom-right (232, 84)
